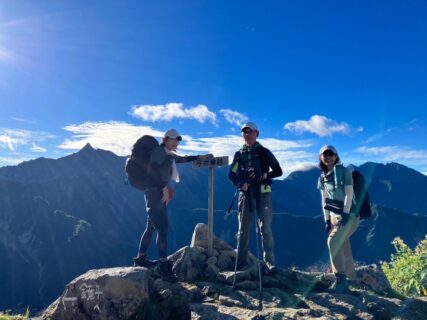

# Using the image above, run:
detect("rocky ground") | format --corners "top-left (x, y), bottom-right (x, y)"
top-left (39, 223), bottom-right (427, 320)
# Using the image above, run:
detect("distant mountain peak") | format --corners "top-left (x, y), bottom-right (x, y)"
top-left (80, 143), bottom-right (95, 152)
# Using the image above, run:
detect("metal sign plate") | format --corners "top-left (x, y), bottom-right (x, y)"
top-left (192, 156), bottom-right (229, 168)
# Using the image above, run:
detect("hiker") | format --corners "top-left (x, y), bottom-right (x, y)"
top-left (133, 129), bottom-right (213, 280)
top-left (228, 122), bottom-right (283, 273)
top-left (318, 145), bottom-right (359, 292)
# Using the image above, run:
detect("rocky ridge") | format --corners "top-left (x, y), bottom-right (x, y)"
top-left (40, 224), bottom-right (427, 320)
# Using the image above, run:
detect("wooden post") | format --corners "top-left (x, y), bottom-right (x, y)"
top-left (208, 166), bottom-right (214, 256)
top-left (192, 156), bottom-right (229, 256)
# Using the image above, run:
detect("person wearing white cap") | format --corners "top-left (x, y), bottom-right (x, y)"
top-left (317, 145), bottom-right (359, 292)
top-left (228, 122), bottom-right (283, 273)
top-left (134, 129), bottom-right (213, 280)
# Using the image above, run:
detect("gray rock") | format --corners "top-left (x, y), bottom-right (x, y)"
top-left (393, 297), bottom-right (427, 320)
top-left (191, 223), bottom-right (235, 252)
top-left (170, 246), bottom-right (207, 281)
top-left (217, 250), bottom-right (235, 270)
top-left (356, 264), bottom-right (392, 293)
top-left (205, 263), bottom-right (221, 279)
top-left (39, 224), bottom-right (427, 320)
top-left (41, 267), bottom-right (152, 320)
top-left (206, 256), bottom-right (217, 265)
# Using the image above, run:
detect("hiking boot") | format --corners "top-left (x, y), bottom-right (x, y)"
top-left (156, 260), bottom-right (178, 282)
top-left (264, 261), bottom-right (279, 275)
top-left (327, 273), bottom-right (350, 293)
top-left (133, 255), bottom-right (157, 268)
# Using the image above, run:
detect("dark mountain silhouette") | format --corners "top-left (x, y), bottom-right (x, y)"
top-left (0, 146), bottom-right (426, 312)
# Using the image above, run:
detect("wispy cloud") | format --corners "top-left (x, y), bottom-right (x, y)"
top-left (0, 155), bottom-right (33, 167)
top-left (284, 115), bottom-right (358, 137)
top-left (59, 121), bottom-right (313, 177)
top-left (355, 146), bottom-right (427, 163)
top-left (131, 103), bottom-right (218, 126)
top-left (0, 128), bottom-right (54, 151)
top-left (30, 143), bottom-right (47, 153)
top-left (364, 120), bottom-right (423, 144)
top-left (180, 135), bottom-right (313, 177)
top-left (220, 109), bottom-right (248, 126)
top-left (0, 46), bottom-right (12, 63)
top-left (59, 121), bottom-right (166, 155)
top-left (12, 117), bottom-right (36, 124)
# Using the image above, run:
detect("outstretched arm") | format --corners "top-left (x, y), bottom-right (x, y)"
top-left (173, 153), bottom-right (213, 163)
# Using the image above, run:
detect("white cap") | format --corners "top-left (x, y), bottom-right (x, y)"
top-left (163, 129), bottom-right (182, 141)
top-left (319, 145), bottom-right (337, 155)
top-left (241, 122), bottom-right (258, 132)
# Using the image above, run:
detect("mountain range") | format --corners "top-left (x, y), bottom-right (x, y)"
top-left (0, 144), bottom-right (426, 312)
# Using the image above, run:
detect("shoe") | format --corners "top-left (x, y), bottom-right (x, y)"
top-left (327, 273), bottom-right (350, 293)
top-left (133, 255), bottom-right (157, 268)
top-left (156, 260), bottom-right (178, 282)
top-left (264, 261), bottom-right (278, 275)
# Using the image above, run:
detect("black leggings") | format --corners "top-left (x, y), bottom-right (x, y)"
top-left (138, 187), bottom-right (168, 259)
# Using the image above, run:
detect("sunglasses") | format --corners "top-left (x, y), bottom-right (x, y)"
top-left (322, 150), bottom-right (336, 157)
top-left (242, 129), bottom-right (254, 134)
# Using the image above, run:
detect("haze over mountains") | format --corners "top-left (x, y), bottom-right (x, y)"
top-left (0, 144), bottom-right (426, 312)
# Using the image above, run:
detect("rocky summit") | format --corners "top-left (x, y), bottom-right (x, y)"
top-left (39, 223), bottom-right (427, 320)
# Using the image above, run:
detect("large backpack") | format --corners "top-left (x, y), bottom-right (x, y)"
top-left (351, 169), bottom-right (372, 220)
top-left (332, 165), bottom-right (372, 219)
top-left (125, 135), bottom-right (159, 191)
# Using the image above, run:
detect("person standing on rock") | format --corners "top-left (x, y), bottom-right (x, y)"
top-left (133, 129), bottom-right (213, 281)
top-left (318, 145), bottom-right (360, 292)
top-left (228, 122), bottom-right (283, 273)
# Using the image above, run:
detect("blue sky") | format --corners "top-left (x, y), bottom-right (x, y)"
top-left (1, 1), bottom-right (427, 176)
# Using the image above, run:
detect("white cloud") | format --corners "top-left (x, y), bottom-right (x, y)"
top-left (0, 135), bottom-right (15, 150)
top-left (220, 109), bottom-right (248, 126)
top-left (58, 121), bottom-right (315, 177)
top-left (179, 135), bottom-right (313, 178)
top-left (0, 155), bottom-right (33, 167)
top-left (12, 117), bottom-right (36, 124)
top-left (355, 146), bottom-right (427, 162)
top-left (0, 128), bottom-right (54, 151)
top-left (30, 143), bottom-right (46, 153)
top-left (59, 121), bottom-right (166, 156)
top-left (131, 103), bottom-right (218, 126)
top-left (284, 115), bottom-right (352, 137)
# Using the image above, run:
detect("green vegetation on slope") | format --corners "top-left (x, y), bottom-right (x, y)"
top-left (382, 236), bottom-right (427, 297)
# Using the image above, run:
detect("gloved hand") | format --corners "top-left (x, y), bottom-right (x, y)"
top-left (325, 220), bottom-right (332, 235)
top-left (260, 172), bottom-right (268, 182)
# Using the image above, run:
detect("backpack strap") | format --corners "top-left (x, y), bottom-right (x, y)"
top-left (333, 164), bottom-right (345, 191)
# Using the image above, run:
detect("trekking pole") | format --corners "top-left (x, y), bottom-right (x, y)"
top-left (254, 215), bottom-right (263, 311)
top-left (232, 188), bottom-right (245, 290)
top-left (232, 228), bottom-right (241, 290)
top-left (225, 188), bottom-right (239, 220)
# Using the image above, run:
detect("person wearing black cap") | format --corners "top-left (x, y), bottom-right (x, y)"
top-left (318, 145), bottom-right (359, 292)
top-left (228, 122), bottom-right (283, 273)
top-left (134, 129), bottom-right (213, 281)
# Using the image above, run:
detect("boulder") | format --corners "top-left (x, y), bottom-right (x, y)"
top-left (356, 264), bottom-right (392, 293)
top-left (41, 267), bottom-right (152, 320)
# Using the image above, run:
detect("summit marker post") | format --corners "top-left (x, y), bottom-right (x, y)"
top-left (193, 156), bottom-right (229, 256)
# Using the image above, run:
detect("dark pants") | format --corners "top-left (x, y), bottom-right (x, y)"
top-left (138, 187), bottom-right (168, 259)
top-left (237, 188), bottom-right (275, 264)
